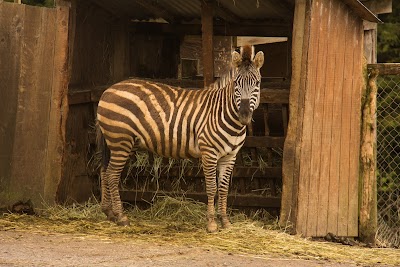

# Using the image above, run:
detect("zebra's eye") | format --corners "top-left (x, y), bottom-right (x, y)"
top-left (256, 81), bottom-right (261, 87)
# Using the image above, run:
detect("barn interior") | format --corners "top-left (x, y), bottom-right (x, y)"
top-left (60, 0), bottom-right (296, 213)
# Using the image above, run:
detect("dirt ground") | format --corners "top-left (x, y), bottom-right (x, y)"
top-left (0, 230), bottom-right (369, 267)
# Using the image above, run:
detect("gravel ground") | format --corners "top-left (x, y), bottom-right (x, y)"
top-left (0, 230), bottom-right (367, 267)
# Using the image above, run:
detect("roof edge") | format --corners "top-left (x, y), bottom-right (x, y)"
top-left (341, 0), bottom-right (382, 23)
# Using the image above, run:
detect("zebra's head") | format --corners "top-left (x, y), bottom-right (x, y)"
top-left (232, 46), bottom-right (264, 125)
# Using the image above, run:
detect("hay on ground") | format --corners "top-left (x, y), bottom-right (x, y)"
top-left (0, 197), bottom-right (399, 266)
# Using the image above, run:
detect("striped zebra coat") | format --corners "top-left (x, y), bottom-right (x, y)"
top-left (96, 45), bottom-right (264, 232)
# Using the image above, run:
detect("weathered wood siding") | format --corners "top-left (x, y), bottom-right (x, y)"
top-left (69, 1), bottom-right (130, 86)
top-left (282, 0), bottom-right (363, 237)
top-left (0, 2), bottom-right (69, 207)
top-left (60, 1), bottom-right (131, 203)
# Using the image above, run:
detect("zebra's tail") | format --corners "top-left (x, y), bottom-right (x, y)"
top-left (95, 120), bottom-right (110, 169)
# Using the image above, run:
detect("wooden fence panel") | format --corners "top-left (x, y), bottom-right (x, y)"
top-left (285, 0), bottom-right (364, 237)
top-left (0, 2), bottom-right (69, 207)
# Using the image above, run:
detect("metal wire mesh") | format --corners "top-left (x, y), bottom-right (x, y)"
top-left (376, 74), bottom-right (400, 248)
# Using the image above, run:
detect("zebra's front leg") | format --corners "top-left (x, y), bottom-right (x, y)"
top-left (202, 154), bottom-right (218, 232)
top-left (217, 154), bottom-right (236, 229)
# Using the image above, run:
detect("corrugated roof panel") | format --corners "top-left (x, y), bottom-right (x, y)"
top-left (90, 0), bottom-right (293, 21)
top-left (218, 0), bottom-right (291, 20)
top-left (158, 0), bottom-right (202, 20)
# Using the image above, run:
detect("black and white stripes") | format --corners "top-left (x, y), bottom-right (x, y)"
top-left (96, 45), bottom-right (264, 232)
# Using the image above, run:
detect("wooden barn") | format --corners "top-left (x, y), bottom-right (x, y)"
top-left (0, 0), bottom-right (391, 240)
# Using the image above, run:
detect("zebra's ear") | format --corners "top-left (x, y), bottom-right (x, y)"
top-left (232, 51), bottom-right (242, 67)
top-left (253, 51), bottom-right (264, 69)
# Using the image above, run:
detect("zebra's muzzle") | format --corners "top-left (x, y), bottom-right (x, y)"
top-left (238, 98), bottom-right (252, 125)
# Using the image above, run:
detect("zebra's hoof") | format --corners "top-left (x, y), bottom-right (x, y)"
top-left (103, 209), bottom-right (117, 222)
top-left (222, 220), bottom-right (232, 229)
top-left (207, 221), bottom-right (218, 233)
top-left (117, 216), bottom-right (130, 227)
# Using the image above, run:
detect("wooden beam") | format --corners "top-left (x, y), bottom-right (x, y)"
top-left (361, 0), bottom-right (392, 15)
top-left (133, 0), bottom-right (175, 23)
top-left (120, 190), bottom-right (282, 208)
top-left (117, 166), bottom-right (281, 179)
top-left (367, 63), bottom-right (400, 75)
top-left (279, 0), bottom-right (310, 232)
top-left (341, 0), bottom-right (381, 23)
top-left (201, 1), bottom-right (214, 87)
top-left (359, 63), bottom-right (378, 244)
top-left (130, 22), bottom-right (291, 37)
top-left (68, 84), bottom-right (289, 105)
top-left (260, 89), bottom-right (289, 104)
top-left (243, 136), bottom-right (285, 148)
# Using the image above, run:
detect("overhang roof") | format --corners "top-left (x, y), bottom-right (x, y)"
top-left (91, 0), bottom-right (381, 24)
top-left (344, 0), bottom-right (381, 23)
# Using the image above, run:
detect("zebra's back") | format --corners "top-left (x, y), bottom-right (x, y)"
top-left (97, 79), bottom-right (207, 159)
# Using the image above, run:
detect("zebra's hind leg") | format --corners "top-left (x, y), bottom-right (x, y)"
top-left (201, 153), bottom-right (218, 232)
top-left (106, 150), bottom-right (131, 226)
top-left (100, 167), bottom-right (117, 222)
top-left (217, 154), bottom-right (236, 229)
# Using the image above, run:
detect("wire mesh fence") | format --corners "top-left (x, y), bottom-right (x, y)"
top-left (376, 70), bottom-right (400, 248)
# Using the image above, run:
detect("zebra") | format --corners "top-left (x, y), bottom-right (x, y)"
top-left (96, 45), bottom-right (264, 232)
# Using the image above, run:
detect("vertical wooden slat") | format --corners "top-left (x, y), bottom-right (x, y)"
top-left (347, 17), bottom-right (363, 237)
top-left (0, 2), bottom-right (22, 197)
top-left (306, 0), bottom-right (329, 237)
top-left (280, 0), bottom-right (310, 230)
top-left (315, 0), bottom-right (333, 236)
top-left (201, 0), bottom-right (214, 87)
top-left (327, 0), bottom-right (345, 235)
top-left (44, 6), bottom-right (70, 205)
top-left (337, 7), bottom-right (355, 236)
top-left (296, 0), bottom-right (321, 236)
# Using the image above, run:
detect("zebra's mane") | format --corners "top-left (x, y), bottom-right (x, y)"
top-left (208, 68), bottom-right (235, 91)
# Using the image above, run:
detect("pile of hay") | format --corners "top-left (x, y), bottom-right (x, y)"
top-left (1, 197), bottom-right (399, 266)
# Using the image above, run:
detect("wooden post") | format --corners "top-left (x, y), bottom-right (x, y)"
top-left (279, 0), bottom-right (310, 231)
top-left (201, 0), bottom-right (214, 87)
top-left (359, 61), bottom-right (378, 245)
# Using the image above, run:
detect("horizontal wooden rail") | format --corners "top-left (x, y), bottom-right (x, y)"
top-left (68, 83), bottom-right (289, 105)
top-left (120, 190), bottom-right (281, 208)
top-left (125, 166), bottom-right (282, 179)
top-left (368, 63), bottom-right (400, 75)
top-left (243, 136), bottom-right (285, 148)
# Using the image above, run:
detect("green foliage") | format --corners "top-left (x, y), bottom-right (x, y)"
top-left (376, 76), bottom-right (400, 228)
top-left (377, 1), bottom-right (400, 63)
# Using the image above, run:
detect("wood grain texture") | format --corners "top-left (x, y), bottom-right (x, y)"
top-left (0, 3), bottom-right (69, 207)
top-left (327, 0), bottom-right (344, 235)
top-left (286, 0), bottom-right (363, 237)
top-left (280, 0), bottom-right (309, 230)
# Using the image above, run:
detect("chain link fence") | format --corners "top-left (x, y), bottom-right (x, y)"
top-left (376, 68), bottom-right (400, 248)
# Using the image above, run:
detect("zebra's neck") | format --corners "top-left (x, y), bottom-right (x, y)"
top-left (206, 68), bottom-right (244, 132)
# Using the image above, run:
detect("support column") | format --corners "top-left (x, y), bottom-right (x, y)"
top-left (201, 0), bottom-right (214, 87)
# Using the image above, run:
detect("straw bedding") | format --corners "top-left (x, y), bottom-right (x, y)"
top-left (0, 197), bottom-right (399, 266)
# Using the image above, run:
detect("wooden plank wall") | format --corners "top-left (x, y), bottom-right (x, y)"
top-left (60, 1), bottom-right (132, 203)
top-left (69, 1), bottom-right (130, 87)
top-left (282, 0), bottom-right (363, 237)
top-left (0, 2), bottom-right (69, 207)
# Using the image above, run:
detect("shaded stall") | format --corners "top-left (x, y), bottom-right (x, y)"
top-left (0, 0), bottom-right (392, 242)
